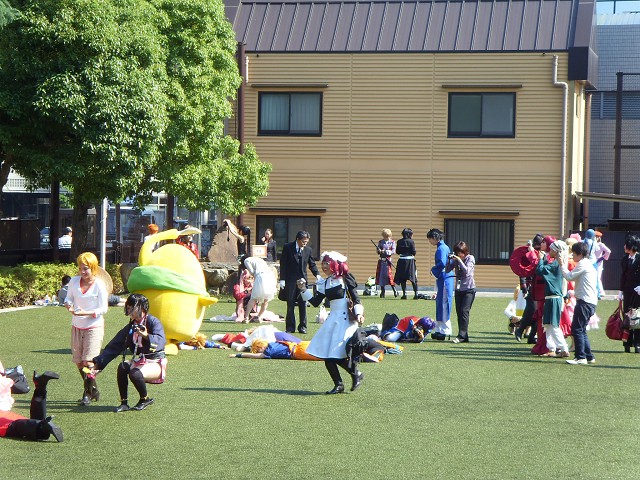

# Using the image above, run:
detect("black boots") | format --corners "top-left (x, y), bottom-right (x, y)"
top-left (350, 371), bottom-right (364, 391)
top-left (33, 370), bottom-right (60, 389)
top-left (41, 417), bottom-right (64, 442)
top-left (326, 384), bottom-right (345, 394)
top-left (78, 367), bottom-right (99, 406)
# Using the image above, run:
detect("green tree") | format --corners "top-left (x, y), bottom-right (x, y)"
top-left (0, 0), bottom-right (269, 255)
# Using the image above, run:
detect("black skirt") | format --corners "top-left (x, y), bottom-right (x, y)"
top-left (394, 257), bottom-right (417, 283)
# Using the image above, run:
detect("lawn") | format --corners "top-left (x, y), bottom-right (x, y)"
top-left (0, 295), bottom-right (637, 480)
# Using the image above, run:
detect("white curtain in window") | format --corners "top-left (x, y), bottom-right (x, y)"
top-left (290, 93), bottom-right (320, 134)
top-left (260, 94), bottom-right (289, 131)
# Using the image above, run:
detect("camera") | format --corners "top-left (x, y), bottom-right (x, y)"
top-left (132, 323), bottom-right (145, 333)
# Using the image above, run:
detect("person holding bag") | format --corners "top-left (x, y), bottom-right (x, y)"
top-left (299, 251), bottom-right (365, 394)
top-left (618, 234), bottom-right (640, 353)
top-left (91, 294), bottom-right (166, 412)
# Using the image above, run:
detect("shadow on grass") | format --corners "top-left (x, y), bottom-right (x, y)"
top-left (183, 386), bottom-right (324, 396)
top-left (31, 348), bottom-right (72, 355)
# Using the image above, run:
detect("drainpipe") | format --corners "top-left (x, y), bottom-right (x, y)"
top-left (552, 55), bottom-right (568, 237)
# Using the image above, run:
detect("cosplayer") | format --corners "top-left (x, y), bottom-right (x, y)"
top-left (242, 256), bottom-right (277, 323)
top-left (376, 229), bottom-right (398, 298)
top-left (301, 251), bottom-right (365, 393)
top-left (0, 364), bottom-right (63, 442)
top-left (64, 251), bottom-right (109, 406)
top-left (535, 240), bottom-right (570, 358)
top-left (230, 339), bottom-right (319, 360)
top-left (91, 294), bottom-right (167, 413)
top-left (427, 228), bottom-right (455, 340)
top-left (510, 234), bottom-right (546, 345)
top-left (394, 228), bottom-right (419, 299)
top-left (381, 315), bottom-right (435, 343)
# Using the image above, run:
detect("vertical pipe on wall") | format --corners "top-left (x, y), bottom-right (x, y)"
top-left (552, 55), bottom-right (568, 237)
top-left (236, 42), bottom-right (246, 154)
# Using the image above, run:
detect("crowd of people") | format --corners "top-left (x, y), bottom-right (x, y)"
top-left (3, 224), bottom-right (637, 444)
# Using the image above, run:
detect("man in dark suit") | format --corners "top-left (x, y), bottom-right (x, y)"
top-left (279, 230), bottom-right (320, 334)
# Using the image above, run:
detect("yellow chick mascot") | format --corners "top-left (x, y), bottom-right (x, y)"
top-left (127, 227), bottom-right (217, 354)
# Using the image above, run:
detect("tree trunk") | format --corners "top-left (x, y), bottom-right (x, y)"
top-left (71, 201), bottom-right (92, 260)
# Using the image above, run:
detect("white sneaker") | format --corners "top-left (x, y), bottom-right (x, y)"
top-left (587, 358), bottom-right (596, 364)
top-left (566, 358), bottom-right (588, 365)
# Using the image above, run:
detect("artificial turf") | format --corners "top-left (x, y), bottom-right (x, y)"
top-left (0, 295), bottom-right (637, 479)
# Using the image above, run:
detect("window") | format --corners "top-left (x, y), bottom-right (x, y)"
top-left (444, 219), bottom-right (514, 264)
top-left (258, 92), bottom-right (322, 135)
top-left (448, 93), bottom-right (515, 137)
top-left (256, 215), bottom-right (321, 259)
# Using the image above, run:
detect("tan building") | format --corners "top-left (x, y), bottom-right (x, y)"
top-left (224, 0), bottom-right (598, 288)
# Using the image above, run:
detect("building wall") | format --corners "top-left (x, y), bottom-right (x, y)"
top-left (588, 18), bottom-right (640, 226)
top-left (239, 51), bottom-right (583, 288)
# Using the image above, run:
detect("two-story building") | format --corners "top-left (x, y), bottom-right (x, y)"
top-left (224, 0), bottom-right (598, 288)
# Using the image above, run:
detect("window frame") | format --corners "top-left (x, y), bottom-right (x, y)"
top-left (444, 218), bottom-right (515, 265)
top-left (258, 92), bottom-right (323, 136)
top-left (447, 92), bottom-right (516, 138)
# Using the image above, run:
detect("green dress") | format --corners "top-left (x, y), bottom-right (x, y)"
top-left (536, 257), bottom-right (563, 327)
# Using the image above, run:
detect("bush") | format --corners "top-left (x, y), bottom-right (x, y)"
top-left (0, 262), bottom-right (124, 308)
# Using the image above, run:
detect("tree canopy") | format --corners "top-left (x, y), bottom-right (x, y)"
top-left (0, 0), bottom-right (270, 246)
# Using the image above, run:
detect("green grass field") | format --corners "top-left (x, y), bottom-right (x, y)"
top-left (0, 295), bottom-right (638, 479)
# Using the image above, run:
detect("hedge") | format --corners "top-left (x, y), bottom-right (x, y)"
top-left (0, 263), bottom-right (124, 309)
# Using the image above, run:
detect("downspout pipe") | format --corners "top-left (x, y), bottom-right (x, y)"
top-left (552, 55), bottom-right (568, 237)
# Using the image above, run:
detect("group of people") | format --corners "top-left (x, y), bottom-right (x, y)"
top-left (509, 229), bottom-right (634, 364)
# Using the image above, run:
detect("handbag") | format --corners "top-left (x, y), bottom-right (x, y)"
top-left (606, 301), bottom-right (624, 340)
top-left (624, 307), bottom-right (640, 330)
top-left (3, 365), bottom-right (30, 394)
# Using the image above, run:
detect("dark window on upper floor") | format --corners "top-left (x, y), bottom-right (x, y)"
top-left (448, 93), bottom-right (516, 138)
top-left (258, 92), bottom-right (322, 136)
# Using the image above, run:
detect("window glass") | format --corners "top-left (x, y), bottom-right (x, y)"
top-left (257, 215), bottom-right (321, 259)
top-left (444, 219), bottom-right (514, 264)
top-left (449, 94), bottom-right (481, 135)
top-left (259, 92), bottom-right (321, 135)
top-left (449, 93), bottom-right (515, 138)
top-left (482, 94), bottom-right (515, 135)
top-left (259, 93), bottom-right (289, 132)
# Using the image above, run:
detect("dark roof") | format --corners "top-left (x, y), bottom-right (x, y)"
top-left (225, 0), bottom-right (597, 85)
top-left (225, 0), bottom-right (595, 53)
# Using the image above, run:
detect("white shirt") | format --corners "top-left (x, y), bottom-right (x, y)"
top-left (64, 276), bottom-right (109, 329)
top-left (58, 234), bottom-right (72, 249)
top-left (561, 258), bottom-right (598, 305)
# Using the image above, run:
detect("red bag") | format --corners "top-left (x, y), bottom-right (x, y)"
top-left (606, 301), bottom-right (624, 341)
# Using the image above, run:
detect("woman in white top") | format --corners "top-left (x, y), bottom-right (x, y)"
top-left (64, 252), bottom-right (109, 406)
top-left (242, 256), bottom-right (277, 323)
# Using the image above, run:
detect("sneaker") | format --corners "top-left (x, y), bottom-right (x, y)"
top-left (115, 403), bottom-right (130, 413)
top-left (132, 397), bottom-right (154, 411)
top-left (514, 331), bottom-right (522, 342)
top-left (566, 358), bottom-right (588, 365)
top-left (587, 358), bottom-right (596, 364)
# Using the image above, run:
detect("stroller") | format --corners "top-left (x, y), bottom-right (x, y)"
top-left (362, 276), bottom-right (378, 296)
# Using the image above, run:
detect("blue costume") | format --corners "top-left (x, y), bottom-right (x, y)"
top-left (431, 240), bottom-right (455, 336)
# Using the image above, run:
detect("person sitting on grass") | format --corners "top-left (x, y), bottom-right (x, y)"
top-left (0, 362), bottom-right (63, 443)
top-left (91, 294), bottom-right (166, 413)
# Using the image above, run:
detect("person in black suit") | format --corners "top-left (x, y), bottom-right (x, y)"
top-left (279, 231), bottom-right (320, 334)
top-left (619, 234), bottom-right (640, 353)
